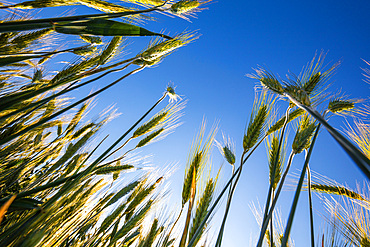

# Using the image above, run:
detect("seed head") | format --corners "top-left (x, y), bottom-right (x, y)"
top-left (134, 32), bottom-right (197, 66)
top-left (171, 0), bottom-right (200, 14)
top-left (328, 100), bottom-right (355, 114)
top-left (284, 85), bottom-right (311, 106)
top-left (292, 117), bottom-right (316, 154)
top-left (215, 133), bottom-right (236, 165)
top-left (166, 82), bottom-right (182, 103)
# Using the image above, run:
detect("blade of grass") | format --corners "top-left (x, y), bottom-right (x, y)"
top-left (0, 4), bottom-right (166, 33)
top-left (54, 19), bottom-right (173, 39)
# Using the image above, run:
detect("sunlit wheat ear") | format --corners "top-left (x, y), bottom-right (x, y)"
top-left (243, 90), bottom-right (274, 152)
top-left (182, 120), bottom-right (217, 205)
top-left (99, 201), bottom-right (127, 233)
top-left (215, 132), bottom-right (235, 165)
top-left (248, 69), bottom-right (284, 95)
top-left (132, 100), bottom-right (185, 138)
top-left (171, 0), bottom-right (200, 14)
top-left (266, 131), bottom-right (287, 190)
top-left (140, 218), bottom-right (159, 246)
top-left (267, 108), bottom-right (304, 135)
top-left (326, 93), bottom-right (363, 117)
top-left (133, 32), bottom-right (198, 66)
top-left (105, 180), bottom-right (140, 207)
top-left (124, 177), bottom-right (163, 219)
top-left (136, 128), bottom-right (164, 148)
top-left (284, 84), bottom-right (311, 107)
top-left (99, 36), bottom-right (123, 65)
top-left (72, 45), bottom-right (97, 56)
top-left (320, 183), bottom-right (370, 247)
top-left (298, 51), bottom-right (339, 96)
top-left (310, 171), bottom-right (370, 203)
top-left (50, 56), bottom-right (100, 84)
top-left (79, 35), bottom-right (102, 44)
top-left (292, 115), bottom-right (316, 154)
top-left (346, 120), bottom-right (370, 159)
top-left (119, 0), bottom-right (163, 8)
top-left (169, 0), bottom-right (210, 18)
top-left (6, 0), bottom-right (77, 9)
top-left (113, 200), bottom-right (153, 242)
top-left (95, 164), bottom-right (134, 175)
top-left (311, 183), bottom-right (366, 201)
top-left (188, 177), bottom-right (215, 246)
top-left (10, 28), bottom-right (53, 49)
top-left (76, 0), bottom-right (134, 13)
top-left (65, 99), bottom-right (92, 134)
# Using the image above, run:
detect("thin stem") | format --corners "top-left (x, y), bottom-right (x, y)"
top-left (281, 124), bottom-right (321, 247)
top-left (256, 106), bottom-right (291, 247)
top-left (164, 206), bottom-right (184, 246)
top-left (269, 189), bottom-right (274, 247)
top-left (180, 171), bottom-right (196, 247)
top-left (214, 163), bottom-right (235, 247)
top-left (306, 160), bottom-right (315, 247)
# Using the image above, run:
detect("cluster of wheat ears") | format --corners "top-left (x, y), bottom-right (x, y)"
top-left (0, 0), bottom-right (369, 246)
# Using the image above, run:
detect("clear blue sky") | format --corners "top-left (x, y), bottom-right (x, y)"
top-left (29, 0), bottom-right (370, 245)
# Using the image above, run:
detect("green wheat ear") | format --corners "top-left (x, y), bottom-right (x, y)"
top-left (311, 183), bottom-right (366, 201)
top-left (292, 116), bottom-right (316, 154)
top-left (243, 90), bottom-right (274, 152)
top-left (133, 112), bottom-right (168, 138)
top-left (99, 36), bottom-right (122, 65)
top-left (133, 32), bottom-right (197, 66)
top-left (266, 134), bottom-right (284, 190)
top-left (248, 69), bottom-right (284, 95)
top-left (303, 72), bottom-right (321, 95)
top-left (188, 178), bottom-right (215, 246)
top-left (267, 108), bottom-right (304, 135)
top-left (171, 0), bottom-right (200, 14)
top-left (182, 120), bottom-right (217, 205)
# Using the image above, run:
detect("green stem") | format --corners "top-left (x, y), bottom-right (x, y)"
top-left (281, 124), bottom-right (320, 247)
top-left (165, 206), bottom-right (184, 246)
top-left (256, 107), bottom-right (291, 247)
top-left (269, 189), bottom-right (274, 247)
top-left (214, 163), bottom-right (235, 247)
top-left (306, 161), bottom-right (315, 247)
top-left (180, 171), bottom-right (196, 247)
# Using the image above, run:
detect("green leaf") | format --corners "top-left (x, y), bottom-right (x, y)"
top-left (54, 19), bottom-right (170, 38)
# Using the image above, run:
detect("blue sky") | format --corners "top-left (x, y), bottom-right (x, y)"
top-left (34, 0), bottom-right (370, 245)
